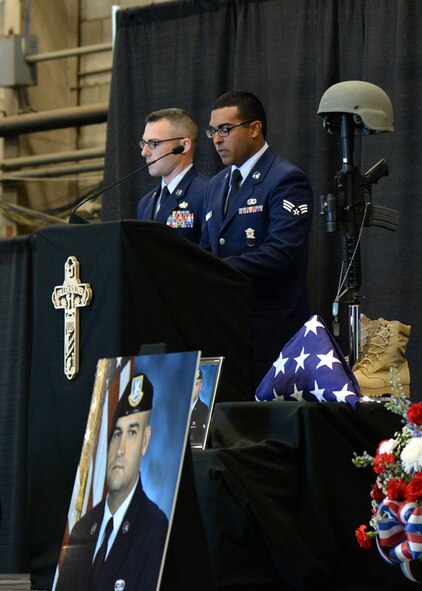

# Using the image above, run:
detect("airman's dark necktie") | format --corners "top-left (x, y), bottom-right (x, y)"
top-left (154, 185), bottom-right (170, 219)
top-left (224, 168), bottom-right (242, 215)
top-left (88, 517), bottom-right (113, 589)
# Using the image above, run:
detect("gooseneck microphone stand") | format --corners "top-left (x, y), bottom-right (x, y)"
top-left (69, 145), bottom-right (185, 223)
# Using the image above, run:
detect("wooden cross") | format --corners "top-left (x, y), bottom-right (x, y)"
top-left (52, 256), bottom-right (93, 380)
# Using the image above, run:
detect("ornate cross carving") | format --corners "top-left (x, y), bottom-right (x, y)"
top-left (52, 256), bottom-right (93, 380)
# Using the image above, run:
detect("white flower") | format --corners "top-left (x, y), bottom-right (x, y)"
top-left (379, 438), bottom-right (399, 454)
top-left (400, 437), bottom-right (422, 473)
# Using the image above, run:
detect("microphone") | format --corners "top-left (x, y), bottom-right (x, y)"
top-left (69, 144), bottom-right (185, 223)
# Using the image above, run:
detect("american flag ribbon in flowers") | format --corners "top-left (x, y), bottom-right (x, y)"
top-left (376, 498), bottom-right (422, 581)
top-left (255, 315), bottom-right (360, 409)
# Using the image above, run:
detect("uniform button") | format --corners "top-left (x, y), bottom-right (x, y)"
top-left (219, 238), bottom-right (226, 245)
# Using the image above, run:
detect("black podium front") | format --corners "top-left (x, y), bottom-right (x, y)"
top-left (27, 221), bottom-right (252, 589)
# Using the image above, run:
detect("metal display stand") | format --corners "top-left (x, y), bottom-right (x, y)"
top-left (318, 82), bottom-right (399, 366)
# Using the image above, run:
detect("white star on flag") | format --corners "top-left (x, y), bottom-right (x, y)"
top-left (290, 383), bottom-right (304, 401)
top-left (316, 349), bottom-right (342, 370)
top-left (273, 352), bottom-right (289, 376)
top-left (310, 380), bottom-right (325, 401)
top-left (294, 347), bottom-right (310, 371)
top-left (304, 315), bottom-right (324, 336)
top-left (255, 315), bottom-right (360, 409)
top-left (273, 387), bottom-right (285, 401)
top-left (332, 383), bottom-right (356, 402)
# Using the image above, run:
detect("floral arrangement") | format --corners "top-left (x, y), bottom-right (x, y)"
top-left (353, 369), bottom-right (422, 582)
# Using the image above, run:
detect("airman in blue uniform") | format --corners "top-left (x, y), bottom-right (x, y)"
top-left (189, 368), bottom-right (209, 447)
top-left (56, 375), bottom-right (168, 591)
top-left (201, 91), bottom-right (313, 386)
top-left (137, 108), bottom-right (208, 244)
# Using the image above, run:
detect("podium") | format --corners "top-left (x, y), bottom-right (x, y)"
top-left (27, 221), bottom-right (252, 589)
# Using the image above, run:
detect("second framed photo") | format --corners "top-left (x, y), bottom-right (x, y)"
top-left (189, 356), bottom-right (224, 450)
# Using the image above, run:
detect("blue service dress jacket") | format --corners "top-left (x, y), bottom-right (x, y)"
top-left (136, 166), bottom-right (208, 245)
top-left (55, 479), bottom-right (168, 591)
top-left (200, 147), bottom-right (313, 383)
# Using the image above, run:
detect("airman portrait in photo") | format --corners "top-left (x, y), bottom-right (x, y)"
top-left (55, 374), bottom-right (168, 591)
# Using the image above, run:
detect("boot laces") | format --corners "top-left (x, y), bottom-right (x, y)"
top-left (360, 320), bottom-right (381, 352)
top-left (356, 326), bottom-right (390, 368)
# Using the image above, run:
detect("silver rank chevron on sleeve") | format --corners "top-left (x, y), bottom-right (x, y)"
top-left (283, 199), bottom-right (309, 216)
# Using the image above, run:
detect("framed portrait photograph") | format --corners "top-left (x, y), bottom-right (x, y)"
top-left (53, 351), bottom-right (200, 591)
top-left (189, 356), bottom-right (224, 450)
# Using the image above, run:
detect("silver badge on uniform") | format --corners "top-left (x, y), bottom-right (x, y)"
top-left (114, 580), bottom-right (126, 591)
top-left (247, 198), bottom-right (257, 205)
top-left (175, 189), bottom-right (183, 196)
top-left (179, 201), bottom-right (188, 208)
top-left (252, 171), bottom-right (261, 179)
top-left (122, 521), bottom-right (130, 534)
top-left (90, 523), bottom-right (98, 536)
top-left (245, 228), bottom-right (256, 247)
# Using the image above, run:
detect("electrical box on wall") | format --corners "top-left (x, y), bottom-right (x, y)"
top-left (0, 35), bottom-right (38, 87)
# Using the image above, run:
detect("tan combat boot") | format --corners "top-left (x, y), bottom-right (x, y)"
top-left (353, 320), bottom-right (411, 397)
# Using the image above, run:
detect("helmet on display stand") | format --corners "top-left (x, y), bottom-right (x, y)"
top-left (317, 80), bottom-right (394, 136)
top-left (318, 80), bottom-right (397, 368)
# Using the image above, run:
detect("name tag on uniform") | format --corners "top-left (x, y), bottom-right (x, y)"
top-left (205, 211), bottom-right (213, 221)
top-left (166, 211), bottom-right (194, 229)
top-left (238, 205), bottom-right (263, 215)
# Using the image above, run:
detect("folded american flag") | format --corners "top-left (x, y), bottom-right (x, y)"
top-left (255, 315), bottom-right (360, 409)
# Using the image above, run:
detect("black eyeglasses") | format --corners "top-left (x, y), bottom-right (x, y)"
top-left (139, 137), bottom-right (184, 150)
top-left (205, 119), bottom-right (255, 139)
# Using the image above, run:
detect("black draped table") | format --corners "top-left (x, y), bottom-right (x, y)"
top-left (192, 401), bottom-right (420, 591)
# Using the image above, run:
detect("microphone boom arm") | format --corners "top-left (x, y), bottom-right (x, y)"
top-left (70, 144), bottom-right (185, 217)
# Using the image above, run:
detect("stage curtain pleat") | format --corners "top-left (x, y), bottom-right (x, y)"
top-left (0, 236), bottom-right (35, 572)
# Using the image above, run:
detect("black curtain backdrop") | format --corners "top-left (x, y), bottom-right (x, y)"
top-left (103, 0), bottom-right (422, 398)
top-left (0, 236), bottom-right (35, 571)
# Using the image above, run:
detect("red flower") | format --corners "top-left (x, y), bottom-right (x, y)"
top-left (371, 483), bottom-right (386, 502)
top-left (387, 478), bottom-right (408, 501)
top-left (406, 473), bottom-right (422, 501)
top-left (407, 403), bottom-right (422, 426)
top-left (355, 524), bottom-right (373, 550)
top-left (373, 453), bottom-right (395, 474)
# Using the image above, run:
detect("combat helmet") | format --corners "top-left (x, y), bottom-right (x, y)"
top-left (318, 80), bottom-right (394, 135)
